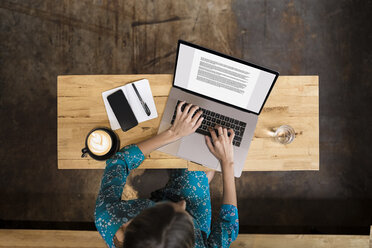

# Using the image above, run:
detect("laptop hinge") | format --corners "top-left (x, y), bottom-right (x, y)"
top-left (173, 85), bottom-right (257, 115)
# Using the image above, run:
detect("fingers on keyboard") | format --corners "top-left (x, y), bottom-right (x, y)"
top-left (174, 100), bottom-right (246, 147)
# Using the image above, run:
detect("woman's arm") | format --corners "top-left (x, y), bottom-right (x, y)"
top-left (205, 126), bottom-right (239, 247)
top-left (220, 161), bottom-right (237, 207)
top-left (205, 125), bottom-right (237, 206)
top-left (96, 102), bottom-right (203, 210)
top-left (138, 101), bottom-right (204, 155)
top-left (94, 144), bottom-right (146, 247)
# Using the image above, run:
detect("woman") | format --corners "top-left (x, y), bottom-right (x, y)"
top-left (95, 102), bottom-right (239, 247)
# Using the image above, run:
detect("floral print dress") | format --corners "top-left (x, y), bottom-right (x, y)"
top-left (95, 144), bottom-right (239, 248)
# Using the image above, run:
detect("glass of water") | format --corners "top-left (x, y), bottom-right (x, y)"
top-left (273, 125), bottom-right (295, 144)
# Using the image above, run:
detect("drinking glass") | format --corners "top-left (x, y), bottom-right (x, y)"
top-left (273, 125), bottom-right (295, 144)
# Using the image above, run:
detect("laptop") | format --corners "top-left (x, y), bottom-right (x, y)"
top-left (157, 40), bottom-right (279, 177)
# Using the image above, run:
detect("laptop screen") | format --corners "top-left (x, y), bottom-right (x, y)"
top-left (173, 41), bottom-right (278, 115)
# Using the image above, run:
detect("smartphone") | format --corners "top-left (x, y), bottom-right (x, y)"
top-left (107, 90), bottom-right (138, 131)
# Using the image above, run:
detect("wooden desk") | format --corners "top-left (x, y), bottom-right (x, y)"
top-left (57, 75), bottom-right (319, 171)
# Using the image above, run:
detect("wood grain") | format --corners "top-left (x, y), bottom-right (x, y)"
top-left (57, 74), bottom-right (319, 171)
top-left (230, 234), bottom-right (369, 248)
top-left (0, 229), bottom-right (106, 248)
top-left (0, 230), bottom-right (369, 248)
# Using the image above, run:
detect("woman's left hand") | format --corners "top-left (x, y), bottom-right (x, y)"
top-left (169, 101), bottom-right (204, 139)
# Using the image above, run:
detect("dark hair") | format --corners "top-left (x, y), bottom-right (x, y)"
top-left (123, 203), bottom-right (195, 248)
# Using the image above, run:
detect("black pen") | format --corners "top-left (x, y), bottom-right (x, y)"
top-left (132, 83), bottom-right (151, 116)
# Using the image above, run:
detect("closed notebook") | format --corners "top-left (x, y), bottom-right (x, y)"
top-left (102, 79), bottom-right (158, 130)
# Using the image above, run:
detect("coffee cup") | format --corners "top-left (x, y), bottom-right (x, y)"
top-left (81, 127), bottom-right (120, 161)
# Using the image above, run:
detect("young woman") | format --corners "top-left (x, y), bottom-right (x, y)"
top-left (95, 102), bottom-right (239, 248)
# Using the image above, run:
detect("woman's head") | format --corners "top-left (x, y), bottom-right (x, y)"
top-left (122, 200), bottom-right (195, 248)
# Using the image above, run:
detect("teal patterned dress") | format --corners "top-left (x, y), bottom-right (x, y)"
top-left (95, 144), bottom-right (239, 248)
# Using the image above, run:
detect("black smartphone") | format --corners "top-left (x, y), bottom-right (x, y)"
top-left (107, 90), bottom-right (138, 132)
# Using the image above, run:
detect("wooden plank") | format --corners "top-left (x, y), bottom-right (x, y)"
top-left (0, 229), bottom-right (106, 248)
top-left (370, 226), bottom-right (372, 248)
top-left (57, 75), bottom-right (319, 171)
top-left (230, 234), bottom-right (369, 248)
top-left (0, 230), bottom-right (369, 248)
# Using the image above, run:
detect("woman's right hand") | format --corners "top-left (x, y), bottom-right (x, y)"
top-left (205, 125), bottom-right (235, 166)
top-left (206, 125), bottom-right (237, 207)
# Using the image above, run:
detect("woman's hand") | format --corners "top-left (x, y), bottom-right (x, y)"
top-left (138, 102), bottom-right (203, 155)
top-left (205, 125), bottom-right (235, 166)
top-left (206, 125), bottom-right (237, 207)
top-left (169, 101), bottom-right (204, 139)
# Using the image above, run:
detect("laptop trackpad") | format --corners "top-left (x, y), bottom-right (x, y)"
top-left (177, 133), bottom-right (219, 169)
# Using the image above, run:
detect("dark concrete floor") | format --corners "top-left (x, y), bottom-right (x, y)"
top-left (1, 0), bottom-right (372, 234)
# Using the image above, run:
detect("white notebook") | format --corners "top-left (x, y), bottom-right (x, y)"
top-left (102, 79), bottom-right (158, 130)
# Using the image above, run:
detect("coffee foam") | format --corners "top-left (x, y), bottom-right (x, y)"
top-left (87, 130), bottom-right (112, 156)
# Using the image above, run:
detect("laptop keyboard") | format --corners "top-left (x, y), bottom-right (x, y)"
top-left (170, 101), bottom-right (246, 147)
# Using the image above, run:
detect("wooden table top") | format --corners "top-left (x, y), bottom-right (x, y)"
top-left (57, 74), bottom-right (319, 171)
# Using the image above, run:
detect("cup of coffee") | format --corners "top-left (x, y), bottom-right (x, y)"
top-left (81, 127), bottom-right (120, 161)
